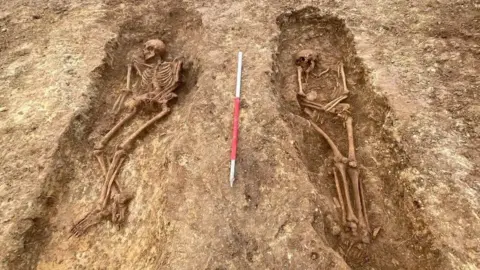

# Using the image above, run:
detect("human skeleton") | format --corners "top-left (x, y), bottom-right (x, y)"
top-left (294, 50), bottom-right (370, 242)
top-left (71, 39), bottom-right (183, 236)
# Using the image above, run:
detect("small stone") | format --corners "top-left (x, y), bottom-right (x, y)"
top-left (438, 52), bottom-right (450, 62)
top-left (1, 28), bottom-right (6, 32)
top-left (306, 91), bottom-right (317, 101)
top-left (373, 226), bottom-right (382, 239)
top-left (361, 235), bottom-right (371, 244)
top-left (0, 107), bottom-right (7, 112)
top-left (331, 224), bottom-right (341, 236)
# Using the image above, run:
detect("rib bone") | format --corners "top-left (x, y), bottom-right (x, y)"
top-left (312, 68), bottom-right (330, 78)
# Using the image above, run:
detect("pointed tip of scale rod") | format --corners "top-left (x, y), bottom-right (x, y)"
top-left (230, 178), bottom-right (234, 187)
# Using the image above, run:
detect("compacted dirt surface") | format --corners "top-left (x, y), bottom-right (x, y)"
top-left (0, 0), bottom-right (479, 269)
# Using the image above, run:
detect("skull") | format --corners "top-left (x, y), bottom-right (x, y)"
top-left (294, 49), bottom-right (318, 70)
top-left (143, 39), bottom-right (166, 60)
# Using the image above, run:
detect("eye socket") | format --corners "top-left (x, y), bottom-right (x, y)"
top-left (295, 57), bottom-right (305, 64)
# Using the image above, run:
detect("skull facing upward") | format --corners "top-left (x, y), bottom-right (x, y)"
top-left (294, 49), bottom-right (318, 70)
top-left (143, 39), bottom-right (166, 60)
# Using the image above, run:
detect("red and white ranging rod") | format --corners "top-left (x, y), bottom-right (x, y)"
top-left (230, 52), bottom-right (243, 187)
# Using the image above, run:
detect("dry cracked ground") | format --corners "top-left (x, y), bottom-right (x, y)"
top-left (0, 0), bottom-right (479, 269)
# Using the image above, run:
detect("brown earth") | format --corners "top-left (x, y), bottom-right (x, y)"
top-left (0, 0), bottom-right (478, 269)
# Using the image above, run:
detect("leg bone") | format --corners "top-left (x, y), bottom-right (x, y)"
top-left (101, 106), bottom-right (171, 210)
top-left (101, 151), bottom-right (126, 208)
top-left (333, 168), bottom-right (346, 225)
top-left (359, 178), bottom-right (370, 231)
top-left (94, 107), bottom-right (138, 152)
top-left (309, 121), bottom-right (347, 164)
top-left (346, 117), bottom-right (357, 167)
top-left (309, 121), bottom-right (358, 230)
top-left (94, 149), bottom-right (108, 177)
top-left (335, 161), bottom-right (358, 231)
top-left (120, 105), bottom-right (171, 150)
top-left (94, 149), bottom-right (122, 194)
top-left (95, 108), bottom-right (138, 208)
top-left (346, 117), bottom-right (369, 235)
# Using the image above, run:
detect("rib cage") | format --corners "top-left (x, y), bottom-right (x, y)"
top-left (135, 60), bottom-right (179, 95)
top-left (140, 67), bottom-right (154, 90)
top-left (152, 60), bottom-right (180, 98)
top-left (305, 73), bottom-right (343, 103)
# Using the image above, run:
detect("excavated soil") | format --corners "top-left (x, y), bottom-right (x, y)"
top-left (0, 0), bottom-right (479, 269)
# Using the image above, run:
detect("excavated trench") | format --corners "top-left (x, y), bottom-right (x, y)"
top-left (11, 7), bottom-right (202, 269)
top-left (10, 5), bottom-right (447, 269)
top-left (274, 7), bottom-right (442, 269)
